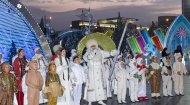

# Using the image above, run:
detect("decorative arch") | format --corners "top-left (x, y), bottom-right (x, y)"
top-left (0, 0), bottom-right (51, 61)
top-left (164, 15), bottom-right (190, 52)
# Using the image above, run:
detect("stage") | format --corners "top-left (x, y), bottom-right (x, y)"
top-left (86, 76), bottom-right (190, 105)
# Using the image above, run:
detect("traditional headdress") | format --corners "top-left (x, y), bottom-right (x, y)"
top-left (86, 39), bottom-right (98, 49)
top-left (35, 47), bottom-right (40, 53)
top-left (135, 54), bottom-right (143, 65)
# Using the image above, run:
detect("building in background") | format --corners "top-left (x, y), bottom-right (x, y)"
top-left (182, 0), bottom-right (190, 21)
top-left (158, 16), bottom-right (176, 33)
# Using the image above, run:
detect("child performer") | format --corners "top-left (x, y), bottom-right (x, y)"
top-left (162, 57), bottom-right (173, 96)
top-left (128, 58), bottom-right (139, 102)
top-left (173, 53), bottom-right (188, 95)
top-left (44, 62), bottom-right (64, 105)
top-left (26, 59), bottom-right (44, 105)
top-left (70, 56), bottom-right (86, 105)
top-left (148, 56), bottom-right (161, 98)
top-left (0, 62), bottom-right (18, 105)
top-left (115, 61), bottom-right (129, 104)
top-left (136, 54), bottom-right (149, 101)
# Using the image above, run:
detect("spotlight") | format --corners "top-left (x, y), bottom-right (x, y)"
top-left (17, 4), bottom-right (22, 9)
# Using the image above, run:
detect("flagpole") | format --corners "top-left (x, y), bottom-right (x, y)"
top-left (109, 19), bottom-right (137, 79)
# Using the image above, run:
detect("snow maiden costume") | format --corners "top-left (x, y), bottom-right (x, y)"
top-left (54, 48), bottom-right (73, 105)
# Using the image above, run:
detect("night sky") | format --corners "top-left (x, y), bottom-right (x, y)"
top-left (20, 0), bottom-right (181, 31)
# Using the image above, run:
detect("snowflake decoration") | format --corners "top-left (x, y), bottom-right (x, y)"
top-left (176, 27), bottom-right (187, 38)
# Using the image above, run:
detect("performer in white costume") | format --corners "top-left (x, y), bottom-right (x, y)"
top-left (55, 48), bottom-right (73, 105)
top-left (22, 71), bottom-right (28, 105)
top-left (113, 55), bottom-right (123, 96)
top-left (162, 57), bottom-right (173, 96)
top-left (33, 48), bottom-right (48, 104)
top-left (12, 48), bottom-right (20, 65)
top-left (69, 49), bottom-right (77, 63)
top-left (184, 51), bottom-right (190, 72)
top-left (128, 58), bottom-right (139, 102)
top-left (136, 54), bottom-right (149, 101)
top-left (173, 53), bottom-right (188, 95)
top-left (103, 58), bottom-right (112, 98)
top-left (83, 39), bottom-right (117, 105)
top-left (115, 61), bottom-right (129, 103)
top-left (70, 56), bottom-right (86, 105)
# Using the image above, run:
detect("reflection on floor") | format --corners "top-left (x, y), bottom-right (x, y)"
top-left (41, 76), bottom-right (190, 105)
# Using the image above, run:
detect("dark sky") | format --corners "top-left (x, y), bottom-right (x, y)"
top-left (20, 0), bottom-right (181, 31)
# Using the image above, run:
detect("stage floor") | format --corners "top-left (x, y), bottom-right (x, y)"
top-left (88, 76), bottom-right (190, 105)
top-left (41, 76), bottom-right (190, 105)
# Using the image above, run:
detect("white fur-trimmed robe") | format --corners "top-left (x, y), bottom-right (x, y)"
top-left (55, 56), bottom-right (74, 105)
top-left (83, 48), bottom-right (111, 102)
top-left (173, 61), bottom-right (188, 94)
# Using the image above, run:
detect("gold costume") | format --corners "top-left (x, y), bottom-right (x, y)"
top-left (45, 73), bottom-right (62, 105)
top-left (0, 73), bottom-right (18, 105)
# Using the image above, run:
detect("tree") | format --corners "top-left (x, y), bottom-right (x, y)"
top-left (9, 41), bottom-right (17, 65)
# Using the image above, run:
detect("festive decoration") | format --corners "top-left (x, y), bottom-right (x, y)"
top-left (8, 41), bottom-right (17, 65)
top-left (176, 27), bottom-right (187, 38)
top-left (152, 36), bottom-right (163, 50)
top-left (165, 15), bottom-right (190, 52)
top-left (154, 28), bottom-right (165, 47)
top-left (128, 36), bottom-right (142, 54)
top-left (77, 32), bottom-right (116, 56)
top-left (0, 0), bottom-right (49, 61)
top-left (141, 29), bottom-right (153, 44)
top-left (136, 36), bottom-right (146, 53)
top-left (144, 43), bottom-right (157, 56)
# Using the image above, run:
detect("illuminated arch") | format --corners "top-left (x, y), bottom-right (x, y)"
top-left (164, 15), bottom-right (190, 52)
top-left (0, 0), bottom-right (51, 60)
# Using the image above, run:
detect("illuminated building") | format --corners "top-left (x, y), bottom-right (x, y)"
top-left (182, 0), bottom-right (190, 21)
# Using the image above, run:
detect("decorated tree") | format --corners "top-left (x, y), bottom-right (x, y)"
top-left (9, 41), bottom-right (17, 65)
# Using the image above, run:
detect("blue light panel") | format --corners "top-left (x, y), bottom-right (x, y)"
top-left (0, 0), bottom-right (45, 61)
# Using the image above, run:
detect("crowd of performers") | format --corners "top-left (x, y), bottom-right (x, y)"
top-left (0, 39), bottom-right (189, 105)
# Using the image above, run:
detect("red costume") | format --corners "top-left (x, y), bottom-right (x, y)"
top-left (136, 54), bottom-right (149, 101)
top-left (51, 54), bottom-right (58, 61)
top-left (13, 57), bottom-right (28, 105)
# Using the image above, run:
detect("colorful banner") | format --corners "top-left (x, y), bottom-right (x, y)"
top-left (136, 36), bottom-right (146, 53)
top-left (152, 36), bottom-right (163, 50)
top-left (128, 36), bottom-right (142, 54)
top-left (154, 28), bottom-right (165, 47)
top-left (141, 29), bottom-right (152, 44)
top-left (128, 29), bottom-right (166, 54)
